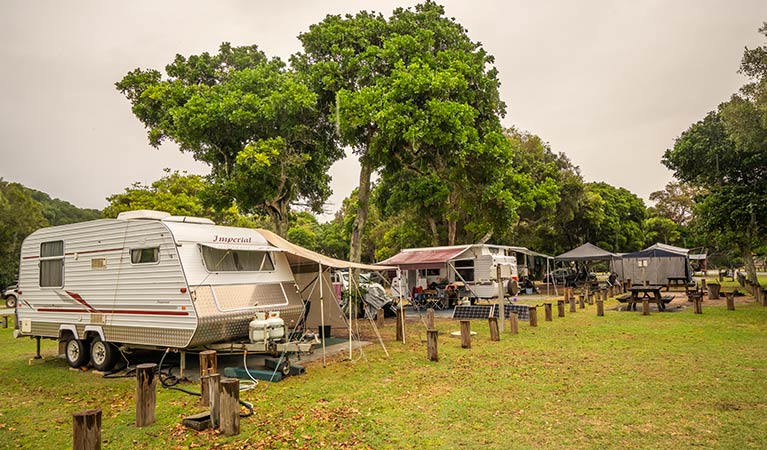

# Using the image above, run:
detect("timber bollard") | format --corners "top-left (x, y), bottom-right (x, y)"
top-left (199, 350), bottom-right (217, 407)
top-left (460, 320), bottom-right (471, 348)
top-left (726, 292), bottom-right (735, 310)
top-left (220, 378), bottom-right (240, 436)
top-left (544, 303), bottom-right (553, 321)
top-left (708, 283), bottom-right (720, 300)
top-left (642, 299), bottom-right (650, 316)
top-left (509, 312), bottom-right (519, 334)
top-left (426, 308), bottom-right (435, 330)
top-left (488, 317), bottom-right (500, 341)
top-left (578, 294), bottom-right (585, 309)
top-left (603, 289), bottom-right (609, 302)
top-left (73, 408), bottom-right (101, 450)
top-left (136, 363), bottom-right (157, 427)
top-left (529, 306), bottom-right (538, 327)
top-left (376, 309), bottom-right (385, 328)
top-left (557, 300), bottom-right (565, 317)
top-left (596, 299), bottom-right (604, 316)
top-left (694, 296), bottom-right (703, 314)
top-left (1, 315), bottom-right (7, 329)
top-left (627, 279), bottom-right (632, 290)
top-left (569, 295), bottom-right (576, 313)
top-left (396, 309), bottom-right (405, 342)
top-left (427, 329), bottom-right (439, 361)
top-left (209, 373), bottom-right (221, 429)
top-left (701, 279), bottom-right (707, 290)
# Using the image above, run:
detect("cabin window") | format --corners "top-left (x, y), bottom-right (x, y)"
top-left (418, 269), bottom-right (440, 277)
top-left (201, 246), bottom-right (275, 272)
top-left (453, 259), bottom-right (475, 282)
top-left (131, 248), bottom-right (159, 264)
top-left (40, 240), bottom-right (64, 287)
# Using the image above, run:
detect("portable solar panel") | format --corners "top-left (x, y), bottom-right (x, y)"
top-left (491, 303), bottom-right (531, 321)
top-left (451, 304), bottom-right (495, 320)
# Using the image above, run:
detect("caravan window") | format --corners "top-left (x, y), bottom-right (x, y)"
top-left (201, 246), bottom-right (275, 272)
top-left (40, 240), bottom-right (64, 287)
top-left (454, 259), bottom-right (474, 282)
top-left (131, 248), bottom-right (159, 264)
top-left (418, 269), bottom-right (440, 277)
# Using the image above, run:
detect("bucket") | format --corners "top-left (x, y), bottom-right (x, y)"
top-left (318, 325), bottom-right (331, 339)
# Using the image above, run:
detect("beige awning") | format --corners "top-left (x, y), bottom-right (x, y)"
top-left (256, 229), bottom-right (397, 271)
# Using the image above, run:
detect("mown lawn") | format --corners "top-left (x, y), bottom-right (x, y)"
top-left (1, 291), bottom-right (766, 449)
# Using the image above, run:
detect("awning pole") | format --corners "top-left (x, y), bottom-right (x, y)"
top-left (349, 265), bottom-right (353, 360)
top-left (319, 263), bottom-right (326, 368)
top-left (398, 268), bottom-right (405, 344)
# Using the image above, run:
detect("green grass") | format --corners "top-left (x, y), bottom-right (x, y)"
top-left (1, 296), bottom-right (767, 449)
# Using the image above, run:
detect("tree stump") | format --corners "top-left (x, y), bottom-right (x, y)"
top-left (460, 320), bottom-right (471, 348)
top-left (557, 300), bottom-right (565, 317)
top-left (642, 299), bottom-right (650, 316)
top-left (509, 312), bottom-right (519, 334)
top-left (199, 350), bottom-right (217, 407)
top-left (427, 329), bottom-right (439, 361)
top-left (136, 363), bottom-right (157, 427)
top-left (220, 378), bottom-right (240, 436)
top-left (529, 307), bottom-right (538, 327)
top-left (209, 373), bottom-right (221, 429)
top-left (544, 303), bottom-right (553, 321)
top-left (488, 317), bottom-right (500, 341)
top-left (726, 292), bottom-right (735, 310)
top-left (596, 299), bottom-right (604, 316)
top-left (73, 408), bottom-right (101, 450)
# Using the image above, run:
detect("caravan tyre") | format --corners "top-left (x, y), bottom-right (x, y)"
top-left (90, 339), bottom-right (118, 372)
top-left (5, 295), bottom-right (16, 309)
top-left (65, 338), bottom-right (89, 368)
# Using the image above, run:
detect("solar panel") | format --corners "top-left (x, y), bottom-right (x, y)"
top-left (452, 304), bottom-right (495, 320)
top-left (492, 303), bottom-right (531, 321)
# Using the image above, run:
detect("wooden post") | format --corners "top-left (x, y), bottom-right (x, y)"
top-left (603, 289), bottom-right (609, 302)
top-left (209, 373), bottom-right (221, 429)
top-left (135, 363), bottom-right (157, 427)
top-left (544, 303), bottom-right (553, 321)
top-left (726, 292), bottom-right (735, 310)
top-left (596, 299), bottom-right (604, 316)
top-left (73, 408), bottom-right (101, 450)
top-left (1, 315), bottom-right (7, 329)
top-left (396, 308), bottom-right (405, 342)
top-left (426, 308), bottom-right (435, 330)
top-left (694, 296), bottom-right (703, 314)
top-left (578, 294), bottom-right (585, 309)
top-left (460, 320), bottom-right (471, 348)
top-left (488, 317), bottom-right (500, 341)
top-left (701, 279), bottom-right (707, 290)
top-left (557, 300), bottom-right (565, 317)
top-left (199, 350), bottom-right (217, 407)
top-left (376, 308), bottom-right (385, 328)
top-left (626, 279), bottom-right (632, 290)
top-left (569, 296), bottom-right (576, 312)
top-left (220, 378), bottom-right (240, 436)
top-left (642, 299), bottom-right (650, 316)
top-left (529, 306), bottom-right (538, 327)
top-left (509, 312), bottom-right (519, 334)
top-left (427, 329), bottom-right (439, 361)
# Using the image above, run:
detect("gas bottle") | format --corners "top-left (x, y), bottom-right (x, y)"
top-left (266, 311), bottom-right (285, 339)
top-left (249, 312), bottom-right (268, 342)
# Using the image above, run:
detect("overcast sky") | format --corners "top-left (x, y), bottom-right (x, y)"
top-left (1, 1), bottom-right (765, 221)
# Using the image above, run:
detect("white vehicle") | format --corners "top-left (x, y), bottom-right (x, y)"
top-left (3, 283), bottom-right (18, 308)
top-left (15, 210), bottom-right (306, 370)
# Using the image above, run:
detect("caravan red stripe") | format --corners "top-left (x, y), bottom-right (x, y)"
top-left (37, 308), bottom-right (189, 316)
top-left (65, 291), bottom-right (97, 312)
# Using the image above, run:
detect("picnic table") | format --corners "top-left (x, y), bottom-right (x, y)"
top-left (627, 285), bottom-right (667, 311)
top-left (666, 277), bottom-right (688, 291)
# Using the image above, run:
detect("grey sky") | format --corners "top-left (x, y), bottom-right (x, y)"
top-left (1, 1), bottom-right (765, 220)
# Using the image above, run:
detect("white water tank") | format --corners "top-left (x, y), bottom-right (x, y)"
top-left (249, 312), bottom-right (268, 342)
top-left (267, 312), bottom-right (285, 339)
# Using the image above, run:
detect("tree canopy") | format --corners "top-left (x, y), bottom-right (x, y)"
top-left (116, 43), bottom-right (342, 236)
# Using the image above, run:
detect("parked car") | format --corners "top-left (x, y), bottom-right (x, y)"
top-left (544, 268), bottom-right (577, 284)
top-left (3, 283), bottom-right (19, 308)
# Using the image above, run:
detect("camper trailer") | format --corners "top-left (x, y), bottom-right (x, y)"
top-left (381, 244), bottom-right (524, 300)
top-left (15, 211), bottom-right (308, 371)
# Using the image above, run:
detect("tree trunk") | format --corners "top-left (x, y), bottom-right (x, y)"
top-left (427, 217), bottom-right (439, 247)
top-left (350, 158), bottom-right (372, 264)
top-left (267, 201), bottom-right (290, 237)
top-left (447, 220), bottom-right (457, 246)
top-left (477, 229), bottom-right (493, 245)
top-left (742, 242), bottom-right (758, 284)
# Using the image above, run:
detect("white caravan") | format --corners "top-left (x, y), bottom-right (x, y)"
top-left (15, 211), bottom-right (307, 370)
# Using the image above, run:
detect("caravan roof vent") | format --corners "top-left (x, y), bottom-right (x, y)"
top-left (163, 216), bottom-right (215, 225)
top-left (117, 210), bottom-right (171, 221)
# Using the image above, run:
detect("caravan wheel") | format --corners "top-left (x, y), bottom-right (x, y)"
top-left (65, 338), bottom-right (89, 368)
top-left (90, 339), bottom-right (118, 372)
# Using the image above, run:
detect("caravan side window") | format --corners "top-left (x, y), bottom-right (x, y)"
top-left (40, 240), bottom-right (64, 287)
top-left (131, 248), bottom-right (159, 264)
top-left (454, 259), bottom-right (475, 282)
